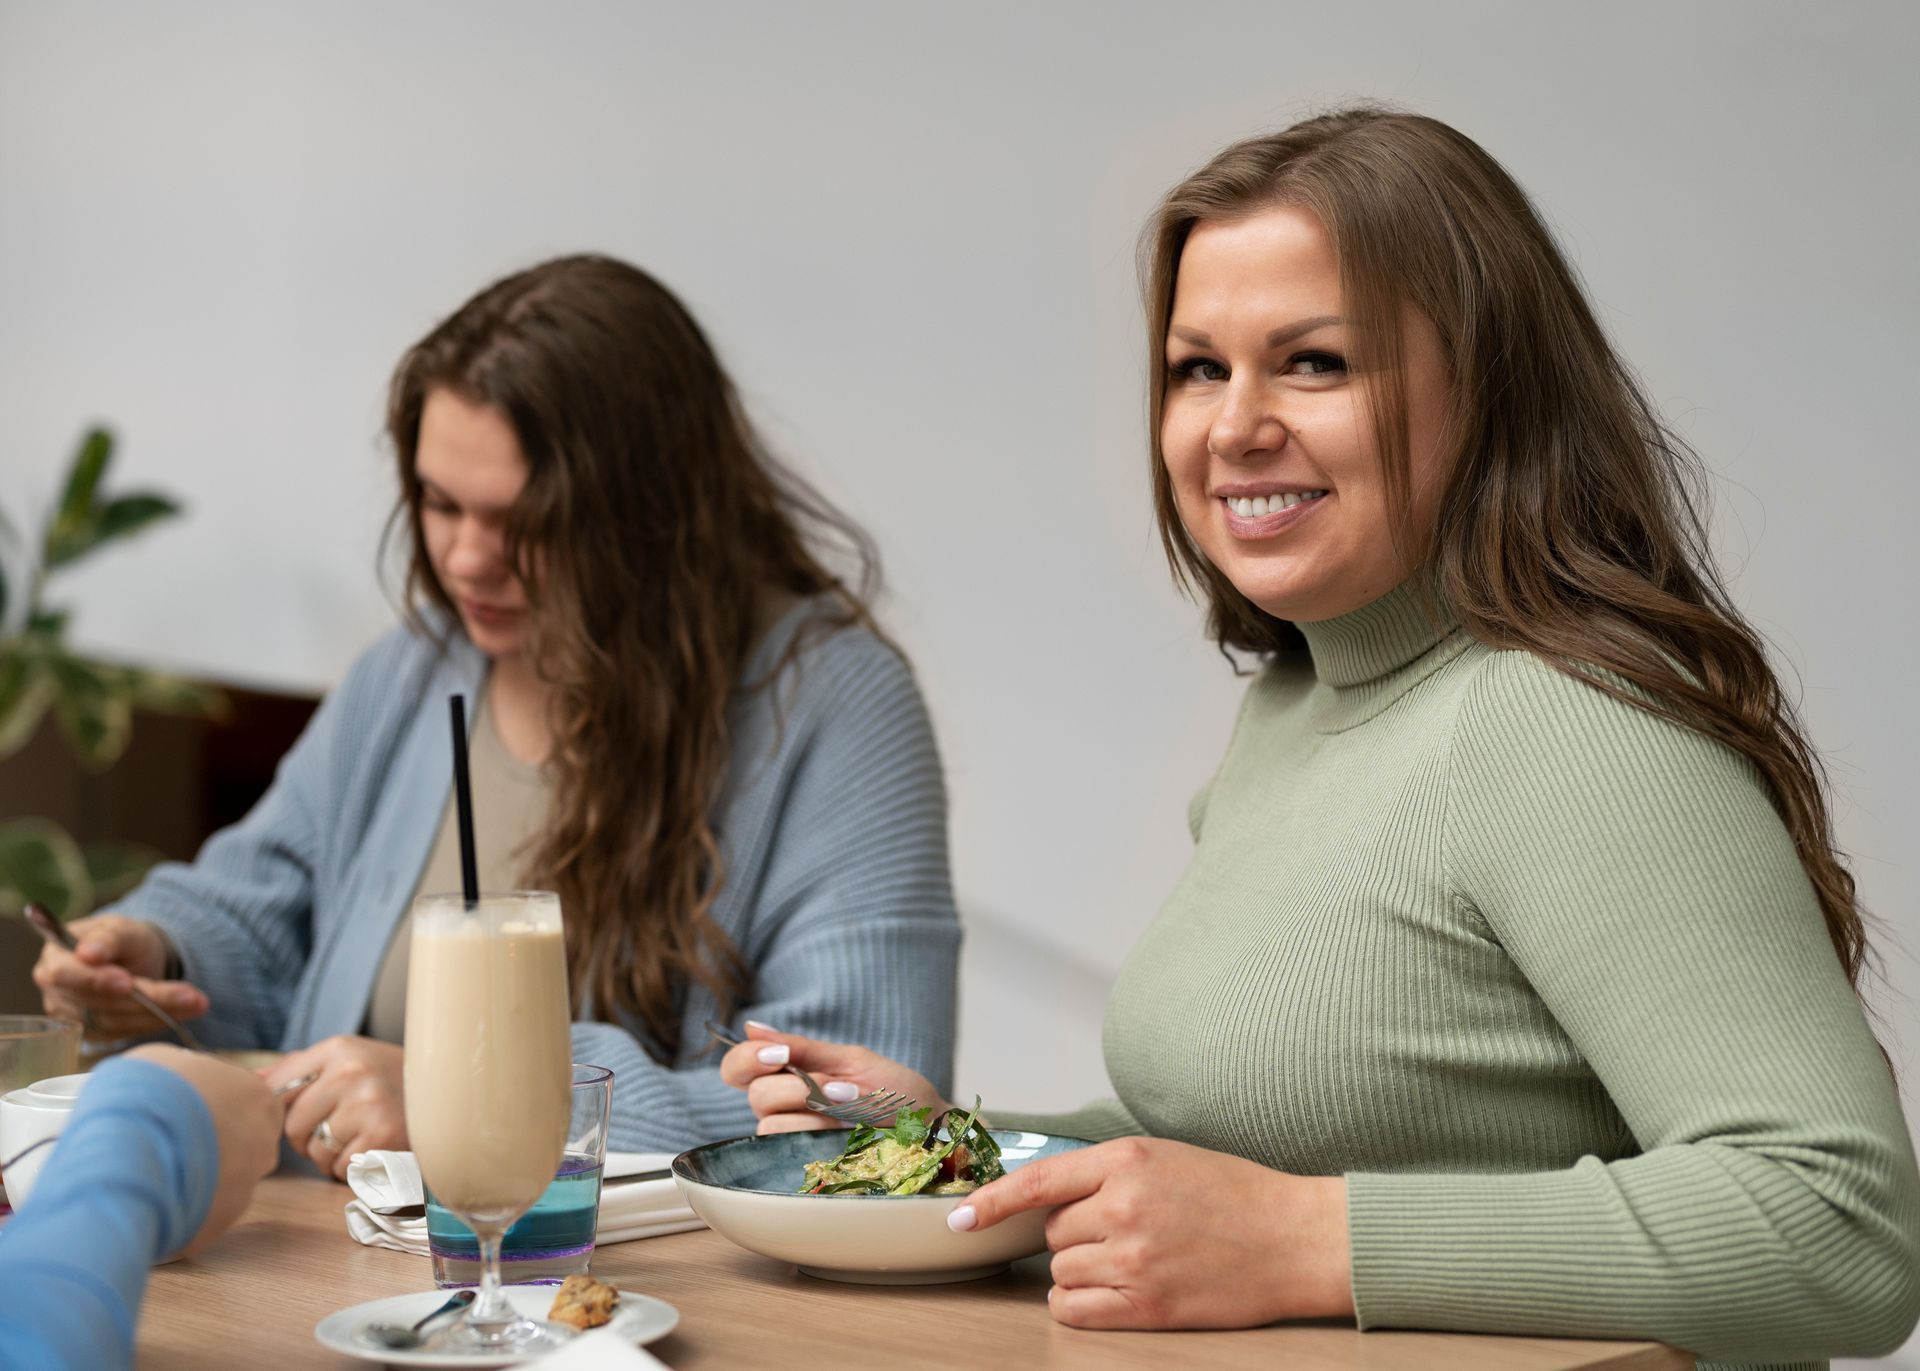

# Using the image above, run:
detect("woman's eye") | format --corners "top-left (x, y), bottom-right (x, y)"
top-left (1287, 351), bottom-right (1346, 377)
top-left (1172, 357), bottom-right (1228, 383)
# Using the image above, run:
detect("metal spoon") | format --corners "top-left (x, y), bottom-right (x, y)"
top-left (22, 903), bottom-right (208, 1052)
top-left (358, 1289), bottom-right (477, 1350)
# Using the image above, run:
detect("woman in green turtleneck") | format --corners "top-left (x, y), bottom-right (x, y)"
top-left (721, 109), bottom-right (1920, 1368)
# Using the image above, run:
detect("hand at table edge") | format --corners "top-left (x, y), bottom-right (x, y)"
top-left (949, 1135), bottom-right (1354, 1329)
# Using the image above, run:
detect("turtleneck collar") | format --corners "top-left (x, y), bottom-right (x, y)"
top-left (1293, 578), bottom-right (1465, 705)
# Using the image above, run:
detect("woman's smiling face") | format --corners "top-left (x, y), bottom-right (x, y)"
top-left (1159, 205), bottom-right (1451, 624)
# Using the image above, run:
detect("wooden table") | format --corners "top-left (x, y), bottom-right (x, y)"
top-left (136, 1178), bottom-right (1692, 1370)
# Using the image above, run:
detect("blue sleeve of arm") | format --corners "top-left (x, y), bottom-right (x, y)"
top-left (116, 629), bottom-right (432, 1051)
top-left (0, 1059), bottom-right (219, 1371)
top-left (115, 684), bottom-right (344, 1050)
top-left (580, 633), bottom-right (962, 1150)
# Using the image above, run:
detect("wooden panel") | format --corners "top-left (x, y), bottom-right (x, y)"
top-left (135, 1178), bottom-right (1693, 1371)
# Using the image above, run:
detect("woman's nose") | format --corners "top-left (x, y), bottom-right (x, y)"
top-left (443, 519), bottom-right (506, 581)
top-left (1207, 380), bottom-right (1289, 463)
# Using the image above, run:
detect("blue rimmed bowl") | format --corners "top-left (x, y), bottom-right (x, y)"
top-left (671, 1129), bottom-right (1092, 1284)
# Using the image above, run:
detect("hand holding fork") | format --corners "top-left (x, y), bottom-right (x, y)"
top-left (710, 1020), bottom-right (951, 1133)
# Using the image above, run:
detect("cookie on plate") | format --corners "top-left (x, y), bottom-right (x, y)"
top-left (548, 1273), bottom-right (620, 1331)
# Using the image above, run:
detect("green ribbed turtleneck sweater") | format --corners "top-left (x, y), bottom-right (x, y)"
top-left (998, 583), bottom-right (1919, 1369)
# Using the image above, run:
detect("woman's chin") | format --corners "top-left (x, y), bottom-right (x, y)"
top-left (461, 619), bottom-right (527, 659)
top-left (1222, 566), bottom-right (1330, 625)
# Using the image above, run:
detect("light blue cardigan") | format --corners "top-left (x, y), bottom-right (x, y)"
top-left (120, 604), bottom-right (961, 1150)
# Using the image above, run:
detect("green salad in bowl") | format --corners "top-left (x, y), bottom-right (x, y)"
top-left (672, 1114), bottom-right (1092, 1284)
top-left (799, 1101), bottom-right (1002, 1197)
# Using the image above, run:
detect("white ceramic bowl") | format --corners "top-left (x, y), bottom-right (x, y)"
top-left (0, 1071), bottom-right (89, 1209)
top-left (672, 1128), bottom-right (1092, 1284)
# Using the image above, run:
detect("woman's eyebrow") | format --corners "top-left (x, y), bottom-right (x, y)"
top-left (1268, 315), bottom-right (1343, 346)
top-left (1168, 315), bottom-right (1345, 349)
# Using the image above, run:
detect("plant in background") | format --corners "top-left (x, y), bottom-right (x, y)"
top-left (0, 428), bottom-right (225, 919)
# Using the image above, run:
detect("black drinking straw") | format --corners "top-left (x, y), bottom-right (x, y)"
top-left (448, 693), bottom-right (481, 908)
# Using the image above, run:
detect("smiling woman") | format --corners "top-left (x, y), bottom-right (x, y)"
top-left (726, 108), bottom-right (1920, 1370)
top-left (1157, 208), bottom-right (1453, 625)
top-left (31, 254), bottom-right (962, 1170)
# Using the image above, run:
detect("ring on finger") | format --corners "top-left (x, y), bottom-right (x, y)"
top-left (310, 1117), bottom-right (340, 1153)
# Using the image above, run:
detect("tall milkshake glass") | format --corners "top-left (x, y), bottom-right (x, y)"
top-left (404, 891), bottom-right (572, 1353)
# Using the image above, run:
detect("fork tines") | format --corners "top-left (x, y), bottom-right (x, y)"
top-left (810, 1089), bottom-right (911, 1126)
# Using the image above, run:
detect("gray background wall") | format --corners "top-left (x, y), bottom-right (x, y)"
top-left (3, 3), bottom-right (1915, 1361)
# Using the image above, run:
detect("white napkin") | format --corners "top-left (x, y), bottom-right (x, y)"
top-left (344, 1150), bottom-right (705, 1256)
top-left (537, 1328), bottom-right (672, 1370)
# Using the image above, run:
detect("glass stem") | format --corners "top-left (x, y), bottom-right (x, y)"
top-left (470, 1229), bottom-right (513, 1332)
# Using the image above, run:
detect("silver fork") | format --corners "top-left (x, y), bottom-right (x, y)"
top-left (705, 1021), bottom-right (914, 1126)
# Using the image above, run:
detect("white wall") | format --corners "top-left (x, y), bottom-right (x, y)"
top-left (4, 3), bottom-right (1916, 1358)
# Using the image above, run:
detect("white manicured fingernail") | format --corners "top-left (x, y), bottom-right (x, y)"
top-left (823, 1081), bottom-right (859, 1102)
top-left (745, 1019), bottom-right (776, 1032)
top-left (947, 1205), bottom-right (977, 1232)
top-left (757, 1045), bottom-right (789, 1065)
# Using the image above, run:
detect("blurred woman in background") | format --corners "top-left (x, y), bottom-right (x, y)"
top-left (36, 254), bottom-right (960, 1170)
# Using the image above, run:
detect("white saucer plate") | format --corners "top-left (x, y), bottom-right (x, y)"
top-left (314, 1285), bottom-right (678, 1367)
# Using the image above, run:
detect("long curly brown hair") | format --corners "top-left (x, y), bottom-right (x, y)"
top-left (386, 254), bottom-right (883, 1060)
top-left (1143, 107), bottom-right (1875, 996)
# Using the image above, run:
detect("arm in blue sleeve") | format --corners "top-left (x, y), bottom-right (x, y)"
top-left (116, 628), bottom-right (432, 1050)
top-left (578, 633), bottom-right (962, 1150)
top-left (115, 683), bottom-right (345, 1050)
top-left (0, 1059), bottom-right (219, 1371)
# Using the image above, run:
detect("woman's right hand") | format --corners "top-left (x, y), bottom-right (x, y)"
top-left (124, 1044), bottom-right (280, 1257)
top-left (718, 1021), bottom-right (949, 1134)
top-left (32, 913), bottom-right (210, 1039)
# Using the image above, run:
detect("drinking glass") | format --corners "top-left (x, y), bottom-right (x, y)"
top-left (404, 892), bottom-right (572, 1354)
top-left (0, 1017), bottom-right (82, 1097)
top-left (428, 1063), bottom-right (613, 1286)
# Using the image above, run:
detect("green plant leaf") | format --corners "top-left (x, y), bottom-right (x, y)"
top-left (43, 431), bottom-right (115, 569)
top-left (56, 429), bottom-right (113, 530)
top-left (44, 494), bottom-right (182, 570)
top-left (81, 840), bottom-right (161, 907)
top-left (0, 650), bottom-right (54, 759)
top-left (0, 818), bottom-right (92, 922)
top-left (24, 607), bottom-right (69, 641)
top-left (46, 653), bottom-right (134, 770)
top-left (43, 512), bottom-right (100, 570)
top-left (125, 668), bottom-right (227, 720)
top-left (0, 503), bottom-right (14, 624)
top-left (95, 493), bottom-right (180, 544)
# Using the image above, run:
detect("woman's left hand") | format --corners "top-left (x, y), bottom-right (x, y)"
top-left (265, 1036), bottom-right (408, 1180)
top-left (949, 1136), bottom-right (1353, 1329)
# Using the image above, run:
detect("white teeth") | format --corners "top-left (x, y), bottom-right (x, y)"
top-left (1226, 490), bottom-right (1329, 518)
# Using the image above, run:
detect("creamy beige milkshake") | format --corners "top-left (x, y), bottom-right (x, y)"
top-left (404, 893), bottom-right (571, 1230)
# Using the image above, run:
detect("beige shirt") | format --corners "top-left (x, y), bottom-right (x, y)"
top-left (363, 686), bottom-right (551, 1043)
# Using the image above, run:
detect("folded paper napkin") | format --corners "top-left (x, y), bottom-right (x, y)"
top-left (539, 1327), bottom-right (672, 1370)
top-left (344, 1150), bottom-right (705, 1256)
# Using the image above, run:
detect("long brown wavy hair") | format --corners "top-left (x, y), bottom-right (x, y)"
top-left (386, 253), bottom-right (883, 1059)
top-left (1144, 107), bottom-right (1875, 995)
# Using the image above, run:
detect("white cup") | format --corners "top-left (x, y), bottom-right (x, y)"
top-left (0, 1072), bottom-right (89, 1210)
